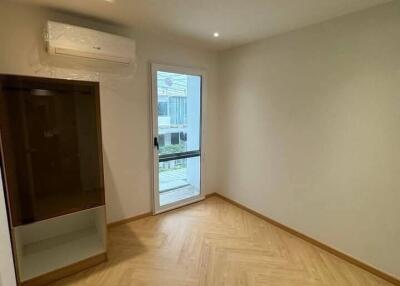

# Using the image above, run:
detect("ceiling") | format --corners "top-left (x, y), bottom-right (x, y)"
top-left (11, 0), bottom-right (392, 51)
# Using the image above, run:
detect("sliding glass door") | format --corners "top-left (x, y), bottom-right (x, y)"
top-left (151, 64), bottom-right (205, 213)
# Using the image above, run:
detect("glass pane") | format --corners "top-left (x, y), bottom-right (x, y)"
top-left (159, 156), bottom-right (200, 206)
top-left (157, 71), bottom-right (201, 156)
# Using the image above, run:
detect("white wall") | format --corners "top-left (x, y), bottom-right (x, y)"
top-left (1, 0), bottom-right (399, 281)
top-left (0, 173), bottom-right (16, 286)
top-left (218, 2), bottom-right (400, 278)
top-left (0, 1), bottom-right (220, 224)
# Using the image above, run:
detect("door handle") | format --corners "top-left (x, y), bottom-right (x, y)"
top-left (154, 137), bottom-right (159, 150)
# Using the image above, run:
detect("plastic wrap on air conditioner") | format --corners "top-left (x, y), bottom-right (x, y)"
top-left (46, 21), bottom-right (136, 64)
top-left (46, 20), bottom-right (97, 47)
top-left (27, 26), bottom-right (137, 83)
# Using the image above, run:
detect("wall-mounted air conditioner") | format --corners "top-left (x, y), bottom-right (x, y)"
top-left (46, 21), bottom-right (135, 64)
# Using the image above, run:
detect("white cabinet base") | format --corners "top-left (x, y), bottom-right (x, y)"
top-left (12, 206), bottom-right (107, 286)
top-left (20, 253), bottom-right (106, 286)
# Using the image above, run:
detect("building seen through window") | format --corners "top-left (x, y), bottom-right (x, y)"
top-left (157, 71), bottom-right (201, 196)
top-left (157, 71), bottom-right (191, 155)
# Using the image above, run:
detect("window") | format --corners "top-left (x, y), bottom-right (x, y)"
top-left (159, 134), bottom-right (165, 147)
top-left (171, 133), bottom-right (180, 145)
top-left (169, 96), bottom-right (187, 125)
top-left (180, 132), bottom-right (187, 142)
top-left (158, 102), bottom-right (168, 116)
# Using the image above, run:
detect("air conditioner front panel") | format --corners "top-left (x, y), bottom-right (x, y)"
top-left (47, 21), bottom-right (135, 64)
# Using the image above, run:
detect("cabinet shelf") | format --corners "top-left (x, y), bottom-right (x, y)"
top-left (14, 207), bottom-right (107, 283)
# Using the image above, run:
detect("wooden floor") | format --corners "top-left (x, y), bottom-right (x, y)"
top-left (51, 196), bottom-right (394, 286)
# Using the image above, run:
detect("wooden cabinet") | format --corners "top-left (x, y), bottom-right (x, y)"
top-left (0, 74), bottom-right (107, 286)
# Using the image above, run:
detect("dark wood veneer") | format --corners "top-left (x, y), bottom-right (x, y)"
top-left (0, 74), bottom-right (105, 226)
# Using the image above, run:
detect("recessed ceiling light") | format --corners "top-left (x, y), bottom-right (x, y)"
top-left (213, 32), bottom-right (220, 38)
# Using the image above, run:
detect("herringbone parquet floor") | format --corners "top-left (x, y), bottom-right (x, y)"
top-left (51, 196), bottom-right (394, 286)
